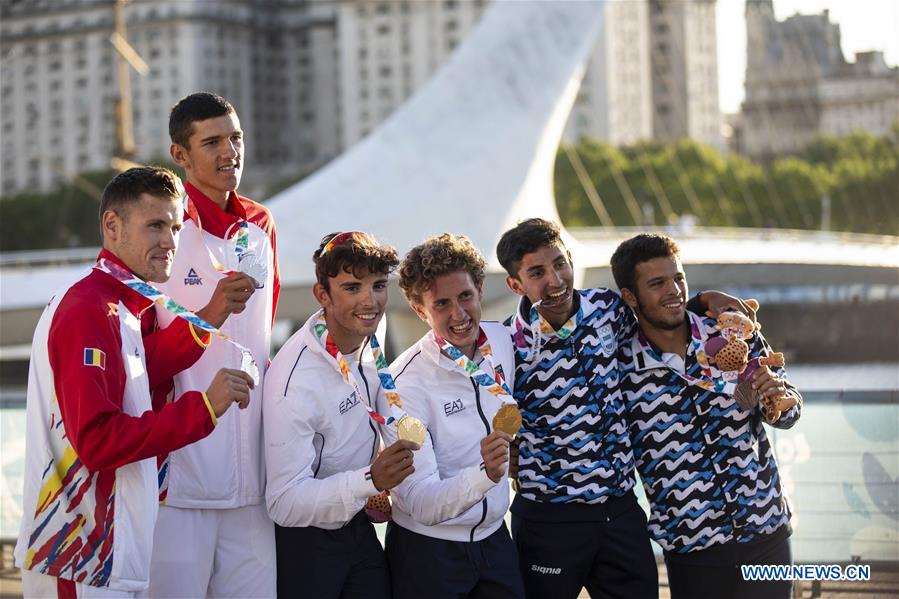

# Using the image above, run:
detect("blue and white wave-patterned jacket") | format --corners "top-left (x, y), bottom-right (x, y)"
top-left (508, 288), bottom-right (637, 507)
top-left (619, 312), bottom-right (802, 554)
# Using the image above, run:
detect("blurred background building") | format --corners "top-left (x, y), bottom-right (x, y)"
top-left (1, 2), bottom-right (897, 596)
top-left (1, 0), bottom-right (724, 196)
top-left (737, 0), bottom-right (899, 160)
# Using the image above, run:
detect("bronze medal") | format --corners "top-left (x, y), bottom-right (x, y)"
top-left (397, 415), bottom-right (427, 446)
top-left (492, 403), bottom-right (522, 435)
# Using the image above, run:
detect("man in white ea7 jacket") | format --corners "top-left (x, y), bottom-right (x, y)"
top-left (263, 231), bottom-right (415, 599)
top-left (380, 233), bottom-right (525, 599)
top-left (380, 320), bottom-right (515, 537)
top-left (264, 313), bottom-right (384, 529)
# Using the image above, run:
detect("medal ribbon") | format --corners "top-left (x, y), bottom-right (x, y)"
top-left (311, 311), bottom-right (407, 426)
top-left (511, 295), bottom-right (583, 359)
top-left (636, 314), bottom-right (735, 395)
top-left (95, 257), bottom-right (259, 382)
top-left (183, 194), bottom-right (250, 275)
top-left (434, 328), bottom-right (514, 403)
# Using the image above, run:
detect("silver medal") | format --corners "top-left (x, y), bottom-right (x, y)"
top-left (241, 351), bottom-right (260, 387)
top-left (237, 251), bottom-right (266, 289)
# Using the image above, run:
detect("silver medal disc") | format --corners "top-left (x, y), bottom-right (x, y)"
top-left (241, 351), bottom-right (260, 387)
top-left (238, 251), bottom-right (266, 289)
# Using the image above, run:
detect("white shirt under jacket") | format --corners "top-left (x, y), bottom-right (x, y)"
top-left (378, 321), bottom-right (515, 543)
top-left (263, 312), bottom-right (382, 529)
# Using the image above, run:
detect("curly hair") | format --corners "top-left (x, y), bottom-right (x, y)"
top-left (312, 231), bottom-right (399, 290)
top-left (398, 233), bottom-right (486, 305)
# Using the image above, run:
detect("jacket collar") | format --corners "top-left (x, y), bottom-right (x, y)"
top-left (300, 308), bottom-right (376, 366)
top-left (94, 248), bottom-right (155, 317)
top-left (184, 181), bottom-right (247, 239)
top-left (419, 326), bottom-right (501, 378)
top-left (510, 289), bottom-right (590, 356)
top-left (629, 311), bottom-right (707, 373)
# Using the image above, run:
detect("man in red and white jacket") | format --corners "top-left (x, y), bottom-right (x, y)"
top-left (149, 92), bottom-right (280, 598)
top-left (15, 167), bottom-right (254, 598)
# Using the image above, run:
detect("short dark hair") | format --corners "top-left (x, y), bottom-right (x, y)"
top-left (312, 232), bottom-right (399, 291)
top-left (99, 166), bottom-right (183, 227)
top-left (496, 218), bottom-right (565, 277)
top-left (610, 234), bottom-right (681, 292)
top-left (169, 92), bottom-right (235, 148)
top-left (399, 234), bottom-right (486, 305)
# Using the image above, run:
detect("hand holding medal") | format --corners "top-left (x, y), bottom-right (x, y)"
top-left (96, 258), bottom-right (262, 400)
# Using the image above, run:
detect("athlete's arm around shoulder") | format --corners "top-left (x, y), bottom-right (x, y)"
top-left (48, 290), bottom-right (215, 472)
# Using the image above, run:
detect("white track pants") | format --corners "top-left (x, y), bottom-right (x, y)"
top-left (148, 503), bottom-right (275, 598)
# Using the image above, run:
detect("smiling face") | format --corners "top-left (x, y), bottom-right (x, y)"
top-left (170, 112), bottom-right (243, 207)
top-left (102, 193), bottom-right (183, 282)
top-left (313, 267), bottom-right (389, 353)
top-left (506, 243), bottom-right (575, 328)
top-left (622, 255), bottom-right (689, 332)
top-left (412, 270), bottom-right (483, 359)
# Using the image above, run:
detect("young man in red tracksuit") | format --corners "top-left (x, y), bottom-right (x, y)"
top-left (15, 167), bottom-right (255, 598)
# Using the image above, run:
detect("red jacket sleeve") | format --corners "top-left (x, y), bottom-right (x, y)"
top-left (269, 218), bottom-right (280, 326)
top-left (48, 300), bottom-right (215, 473)
top-left (141, 310), bottom-right (210, 389)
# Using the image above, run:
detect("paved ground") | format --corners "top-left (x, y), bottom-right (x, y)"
top-left (3, 541), bottom-right (895, 599)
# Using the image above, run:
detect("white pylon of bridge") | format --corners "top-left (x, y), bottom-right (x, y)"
top-left (266, 0), bottom-right (604, 286)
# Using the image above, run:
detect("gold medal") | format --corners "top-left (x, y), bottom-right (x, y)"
top-left (492, 403), bottom-right (522, 435)
top-left (397, 415), bottom-right (427, 445)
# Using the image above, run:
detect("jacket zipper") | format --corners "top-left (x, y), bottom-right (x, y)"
top-left (470, 378), bottom-right (489, 542)
top-left (358, 357), bottom-right (379, 460)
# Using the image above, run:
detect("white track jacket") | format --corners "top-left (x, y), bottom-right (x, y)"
top-left (153, 183), bottom-right (279, 508)
top-left (263, 311), bottom-right (382, 529)
top-left (379, 321), bottom-right (515, 543)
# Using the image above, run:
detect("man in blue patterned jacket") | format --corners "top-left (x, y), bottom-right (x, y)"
top-left (611, 233), bottom-right (801, 599)
top-left (496, 219), bottom-right (755, 599)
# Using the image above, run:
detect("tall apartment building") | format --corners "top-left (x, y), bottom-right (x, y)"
top-left (0, 0), bottom-right (338, 196)
top-left (1, 0), bottom-right (723, 197)
top-left (563, 0), bottom-right (653, 145)
top-left (740, 0), bottom-right (899, 161)
top-left (335, 0), bottom-right (487, 148)
top-left (647, 0), bottom-right (721, 148)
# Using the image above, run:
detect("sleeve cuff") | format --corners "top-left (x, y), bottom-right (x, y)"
top-left (201, 392), bottom-right (218, 426)
top-left (686, 292), bottom-right (706, 315)
top-left (466, 462), bottom-right (499, 496)
top-left (354, 468), bottom-right (380, 499)
top-left (189, 323), bottom-right (212, 348)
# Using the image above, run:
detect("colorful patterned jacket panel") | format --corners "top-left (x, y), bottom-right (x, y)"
top-left (619, 312), bottom-right (801, 554)
top-left (508, 288), bottom-right (637, 505)
top-left (15, 253), bottom-right (213, 591)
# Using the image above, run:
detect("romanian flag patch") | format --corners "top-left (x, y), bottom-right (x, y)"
top-left (83, 348), bottom-right (106, 370)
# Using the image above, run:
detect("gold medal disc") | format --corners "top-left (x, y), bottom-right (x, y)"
top-left (397, 415), bottom-right (427, 446)
top-left (492, 403), bottom-right (522, 435)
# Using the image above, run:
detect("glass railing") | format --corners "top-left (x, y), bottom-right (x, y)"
top-left (2, 390), bottom-right (897, 565)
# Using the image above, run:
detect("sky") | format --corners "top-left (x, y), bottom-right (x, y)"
top-left (716, 0), bottom-right (899, 114)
